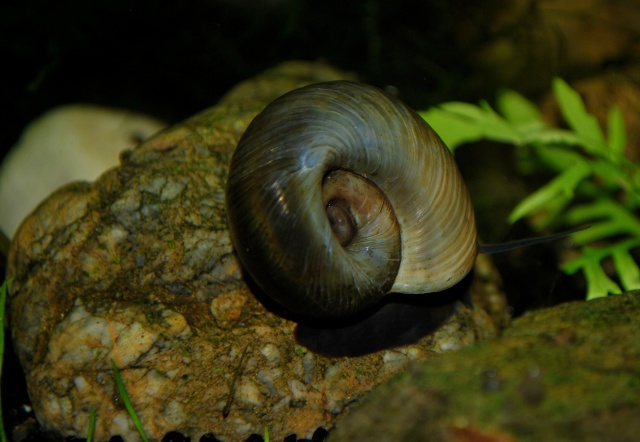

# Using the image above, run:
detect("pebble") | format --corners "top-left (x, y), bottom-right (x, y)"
top-left (289, 379), bottom-right (307, 400)
top-left (139, 176), bottom-right (167, 194)
top-left (210, 290), bottom-right (248, 329)
top-left (256, 369), bottom-right (279, 396)
top-left (236, 380), bottom-right (264, 407)
top-left (260, 343), bottom-right (282, 365)
top-left (271, 396), bottom-right (292, 412)
top-left (378, 350), bottom-right (410, 376)
top-left (160, 178), bottom-right (186, 200)
top-left (110, 188), bottom-right (142, 227)
top-left (302, 353), bottom-right (316, 384)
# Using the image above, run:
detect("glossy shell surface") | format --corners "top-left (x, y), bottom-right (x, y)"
top-left (226, 81), bottom-right (477, 317)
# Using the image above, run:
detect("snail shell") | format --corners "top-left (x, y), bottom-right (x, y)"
top-left (225, 81), bottom-right (477, 318)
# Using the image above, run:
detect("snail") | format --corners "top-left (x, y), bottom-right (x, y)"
top-left (226, 80), bottom-right (478, 318)
top-left (225, 81), bottom-right (580, 318)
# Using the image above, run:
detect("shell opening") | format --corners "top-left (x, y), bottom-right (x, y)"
top-left (326, 200), bottom-right (356, 247)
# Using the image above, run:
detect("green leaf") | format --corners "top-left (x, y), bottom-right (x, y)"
top-left (527, 192), bottom-right (573, 230)
top-left (561, 248), bottom-right (621, 300)
top-left (420, 101), bottom-right (522, 150)
top-left (607, 106), bottom-right (627, 160)
top-left (564, 199), bottom-right (640, 244)
top-left (521, 128), bottom-right (580, 148)
top-left (553, 77), bottom-right (606, 153)
top-left (419, 107), bottom-right (487, 149)
top-left (613, 247), bottom-right (640, 291)
top-left (497, 89), bottom-right (543, 126)
top-left (87, 408), bottom-right (96, 442)
top-left (111, 359), bottom-right (149, 442)
top-left (583, 257), bottom-right (622, 300)
top-left (508, 161), bottom-right (591, 223)
top-left (420, 77), bottom-right (638, 302)
top-left (561, 238), bottom-right (640, 299)
top-left (526, 142), bottom-right (586, 172)
top-left (589, 160), bottom-right (635, 194)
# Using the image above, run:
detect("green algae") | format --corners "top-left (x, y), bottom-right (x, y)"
top-left (331, 292), bottom-right (640, 442)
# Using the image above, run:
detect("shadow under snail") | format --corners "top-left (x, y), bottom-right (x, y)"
top-left (225, 81), bottom-right (570, 318)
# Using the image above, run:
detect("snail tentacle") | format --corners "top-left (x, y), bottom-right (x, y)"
top-left (225, 81), bottom-right (477, 317)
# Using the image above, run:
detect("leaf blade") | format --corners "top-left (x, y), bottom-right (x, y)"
top-left (508, 161), bottom-right (591, 223)
top-left (553, 77), bottom-right (606, 153)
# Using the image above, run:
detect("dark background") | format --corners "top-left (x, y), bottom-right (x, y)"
top-left (2, 0), bottom-right (479, 151)
top-left (6, 0), bottom-right (629, 153)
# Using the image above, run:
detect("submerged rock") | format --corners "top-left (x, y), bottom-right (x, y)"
top-left (7, 61), bottom-right (507, 442)
top-left (330, 292), bottom-right (640, 442)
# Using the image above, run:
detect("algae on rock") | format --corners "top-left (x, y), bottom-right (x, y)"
top-left (330, 292), bottom-right (640, 442)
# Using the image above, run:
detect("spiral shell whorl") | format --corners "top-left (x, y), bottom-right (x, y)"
top-left (225, 81), bottom-right (477, 317)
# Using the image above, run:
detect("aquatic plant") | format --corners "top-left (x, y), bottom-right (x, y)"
top-left (420, 78), bottom-right (640, 300)
top-left (86, 408), bottom-right (95, 442)
top-left (111, 359), bottom-right (149, 442)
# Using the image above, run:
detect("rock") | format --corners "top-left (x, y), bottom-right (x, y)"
top-left (460, 0), bottom-right (640, 95)
top-left (0, 105), bottom-right (167, 238)
top-left (329, 292), bottom-right (640, 442)
top-left (7, 61), bottom-right (508, 442)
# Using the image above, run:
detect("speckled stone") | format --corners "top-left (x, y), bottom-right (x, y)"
top-left (8, 61), bottom-right (508, 442)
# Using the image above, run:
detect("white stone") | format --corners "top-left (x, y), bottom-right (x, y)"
top-left (260, 343), bottom-right (282, 365)
top-left (0, 105), bottom-right (165, 237)
top-left (236, 380), bottom-right (263, 407)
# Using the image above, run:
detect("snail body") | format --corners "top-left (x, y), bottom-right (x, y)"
top-left (225, 81), bottom-right (477, 318)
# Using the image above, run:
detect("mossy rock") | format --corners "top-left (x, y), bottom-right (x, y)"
top-left (330, 292), bottom-right (640, 442)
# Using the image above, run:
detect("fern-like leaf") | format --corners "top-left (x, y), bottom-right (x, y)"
top-left (420, 78), bottom-right (640, 300)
